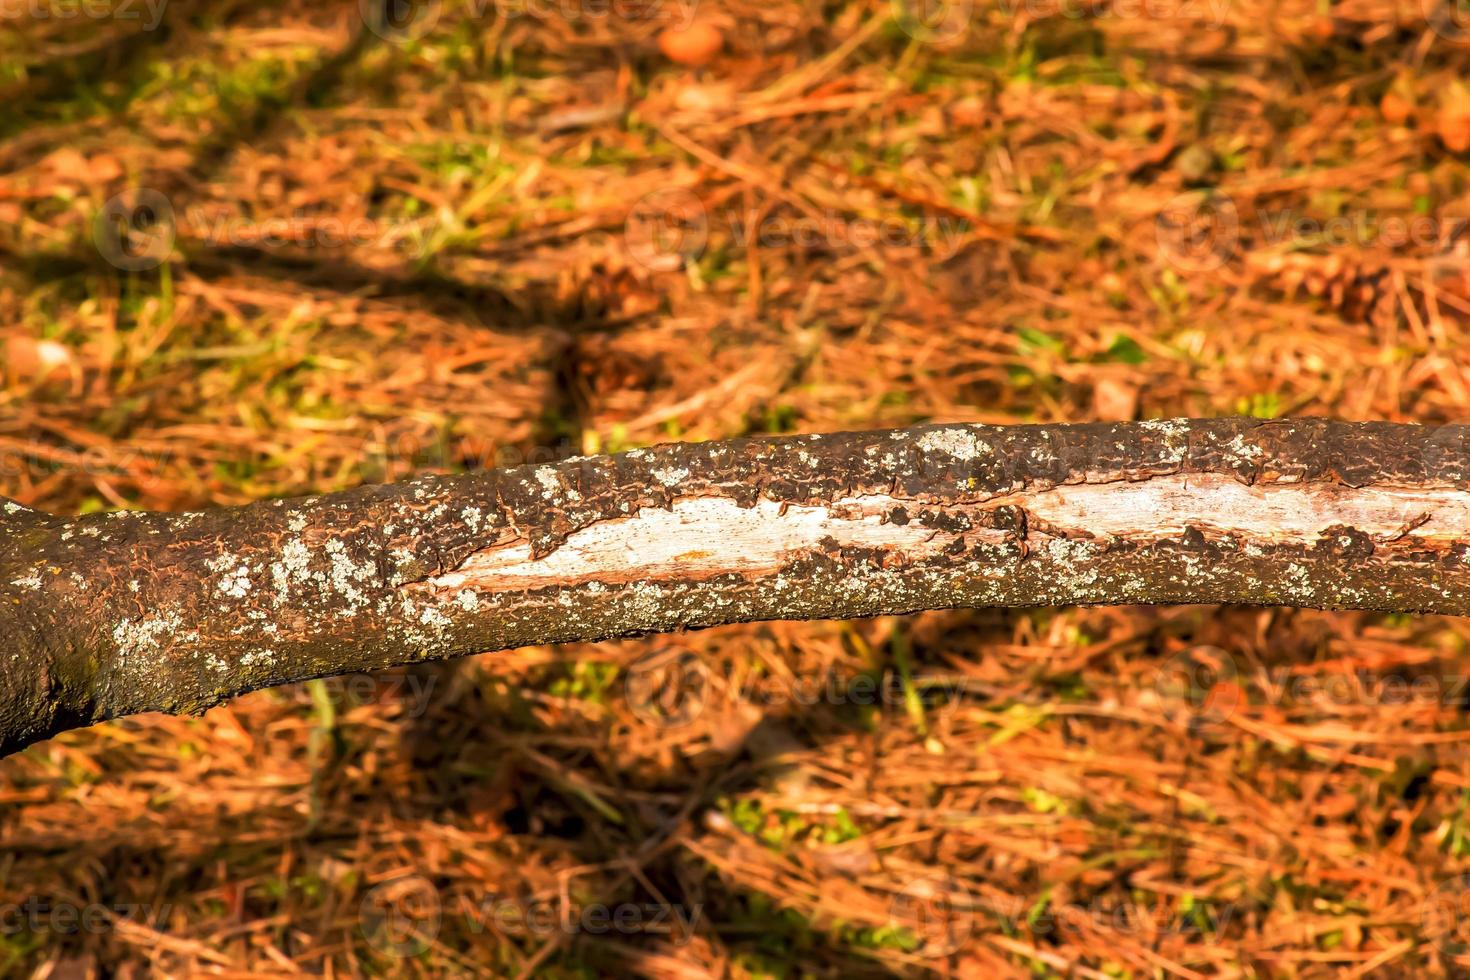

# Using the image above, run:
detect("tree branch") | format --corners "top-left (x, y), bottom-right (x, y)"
top-left (3, 417), bottom-right (1468, 756)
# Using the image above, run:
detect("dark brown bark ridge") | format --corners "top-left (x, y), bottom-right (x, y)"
top-left (3, 417), bottom-right (1469, 756)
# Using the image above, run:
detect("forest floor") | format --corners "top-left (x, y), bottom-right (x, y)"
top-left (5, 0), bottom-right (1470, 975)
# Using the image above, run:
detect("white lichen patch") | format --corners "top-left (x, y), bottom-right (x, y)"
top-left (218, 567), bottom-right (252, 597)
top-left (916, 427), bottom-right (986, 461)
top-left (112, 611), bottom-right (194, 665)
top-left (535, 468), bottom-right (562, 496)
top-left (390, 593), bottom-right (456, 649)
top-left (383, 547), bottom-right (419, 586)
top-left (325, 538), bottom-right (377, 610)
top-left (460, 506), bottom-right (484, 532)
top-left (453, 589), bottom-right (479, 612)
top-left (1139, 418), bottom-right (1189, 435)
top-left (1138, 418), bottom-right (1189, 463)
top-left (419, 605), bottom-right (451, 631)
top-left (209, 553), bottom-right (253, 598)
top-left (11, 573), bottom-right (42, 591)
top-left (625, 581), bottom-right (665, 618)
top-left (270, 538), bottom-right (313, 605)
top-left (1223, 432), bottom-right (1264, 466)
top-left (652, 466), bottom-right (690, 487)
top-left (1044, 538), bottom-right (1097, 564)
top-left (241, 649), bottom-right (276, 668)
top-left (1283, 562), bottom-right (1312, 593)
top-left (2, 500), bottom-right (26, 514)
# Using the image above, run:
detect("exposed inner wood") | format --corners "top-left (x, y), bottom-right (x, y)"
top-left (989, 474), bottom-right (1463, 544)
top-left (427, 495), bottom-right (974, 590)
top-left (428, 474), bottom-right (1470, 593)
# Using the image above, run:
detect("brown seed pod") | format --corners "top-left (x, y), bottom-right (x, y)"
top-left (1438, 83), bottom-right (1470, 153)
top-left (1380, 91), bottom-right (1413, 126)
top-left (658, 22), bottom-right (724, 68)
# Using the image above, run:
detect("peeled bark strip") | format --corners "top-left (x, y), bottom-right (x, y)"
top-left (3, 417), bottom-right (1470, 756)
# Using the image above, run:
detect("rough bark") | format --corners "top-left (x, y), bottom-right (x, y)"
top-left (3, 417), bottom-right (1470, 756)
